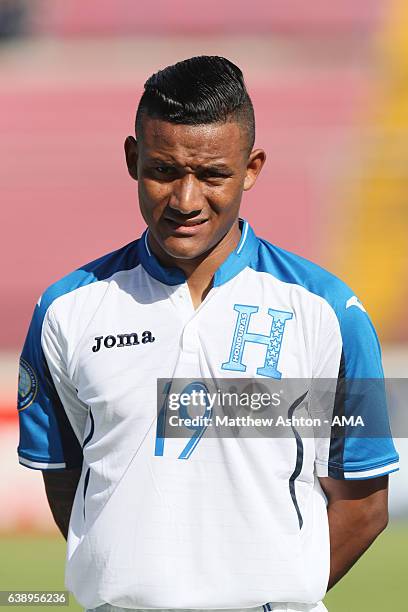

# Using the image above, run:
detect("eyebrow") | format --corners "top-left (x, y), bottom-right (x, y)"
top-left (146, 158), bottom-right (232, 172)
top-left (198, 163), bottom-right (232, 173)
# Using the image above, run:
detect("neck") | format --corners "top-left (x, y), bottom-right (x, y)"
top-left (149, 220), bottom-right (242, 307)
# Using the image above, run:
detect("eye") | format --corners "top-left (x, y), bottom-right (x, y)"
top-left (200, 171), bottom-right (230, 183)
top-left (150, 165), bottom-right (177, 181)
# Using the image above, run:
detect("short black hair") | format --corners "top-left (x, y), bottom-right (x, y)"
top-left (135, 55), bottom-right (255, 151)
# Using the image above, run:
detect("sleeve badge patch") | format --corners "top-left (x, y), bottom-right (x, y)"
top-left (18, 358), bottom-right (38, 411)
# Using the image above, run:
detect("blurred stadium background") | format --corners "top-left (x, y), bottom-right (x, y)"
top-left (0, 1), bottom-right (407, 610)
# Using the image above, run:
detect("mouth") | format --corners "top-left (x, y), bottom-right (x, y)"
top-left (164, 217), bottom-right (209, 236)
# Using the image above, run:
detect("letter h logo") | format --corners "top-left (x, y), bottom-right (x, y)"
top-left (221, 304), bottom-right (293, 379)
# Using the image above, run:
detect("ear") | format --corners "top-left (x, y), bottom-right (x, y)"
top-left (243, 148), bottom-right (266, 191)
top-left (124, 135), bottom-right (138, 181)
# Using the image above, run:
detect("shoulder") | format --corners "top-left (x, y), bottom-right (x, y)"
top-left (252, 236), bottom-right (382, 376)
top-left (253, 237), bottom-right (356, 319)
top-left (37, 239), bottom-right (140, 321)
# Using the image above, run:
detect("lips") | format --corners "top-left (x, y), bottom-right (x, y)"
top-left (165, 217), bottom-right (207, 227)
top-left (164, 217), bottom-right (208, 235)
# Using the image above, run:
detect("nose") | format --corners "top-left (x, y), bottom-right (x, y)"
top-left (168, 173), bottom-right (204, 216)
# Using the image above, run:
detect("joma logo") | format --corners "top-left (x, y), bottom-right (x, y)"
top-left (92, 331), bottom-right (155, 353)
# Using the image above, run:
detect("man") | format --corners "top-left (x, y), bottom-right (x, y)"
top-left (17, 56), bottom-right (399, 612)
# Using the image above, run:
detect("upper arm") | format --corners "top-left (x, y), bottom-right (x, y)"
top-left (319, 475), bottom-right (389, 505)
top-left (17, 297), bottom-right (85, 471)
top-left (319, 475), bottom-right (389, 528)
top-left (42, 467), bottom-right (82, 496)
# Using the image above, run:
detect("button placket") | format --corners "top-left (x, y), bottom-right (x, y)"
top-left (170, 284), bottom-right (195, 323)
top-left (181, 319), bottom-right (200, 354)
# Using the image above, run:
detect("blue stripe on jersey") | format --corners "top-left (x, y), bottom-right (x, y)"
top-left (82, 408), bottom-right (95, 449)
top-left (213, 220), bottom-right (259, 287)
top-left (82, 410), bottom-right (95, 520)
top-left (18, 240), bottom-right (140, 469)
top-left (288, 391), bottom-right (308, 529)
top-left (251, 237), bottom-right (399, 478)
top-left (83, 467), bottom-right (91, 520)
top-left (138, 229), bottom-right (185, 285)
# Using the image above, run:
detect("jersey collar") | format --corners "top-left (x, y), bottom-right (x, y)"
top-left (137, 218), bottom-right (259, 287)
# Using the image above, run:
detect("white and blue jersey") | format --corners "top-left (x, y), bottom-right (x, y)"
top-left (17, 219), bottom-right (399, 610)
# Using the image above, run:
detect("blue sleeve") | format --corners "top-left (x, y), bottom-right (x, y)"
top-left (17, 300), bottom-right (83, 471)
top-left (328, 301), bottom-right (399, 480)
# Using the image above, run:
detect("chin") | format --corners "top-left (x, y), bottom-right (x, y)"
top-left (161, 238), bottom-right (208, 261)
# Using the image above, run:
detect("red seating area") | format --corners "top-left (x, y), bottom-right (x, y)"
top-left (32, 0), bottom-right (384, 36)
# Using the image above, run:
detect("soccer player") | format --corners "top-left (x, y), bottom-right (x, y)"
top-left (17, 56), bottom-right (399, 612)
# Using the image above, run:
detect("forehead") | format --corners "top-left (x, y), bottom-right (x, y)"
top-left (138, 117), bottom-right (248, 164)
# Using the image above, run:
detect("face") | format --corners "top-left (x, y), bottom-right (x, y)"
top-left (125, 116), bottom-right (265, 264)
